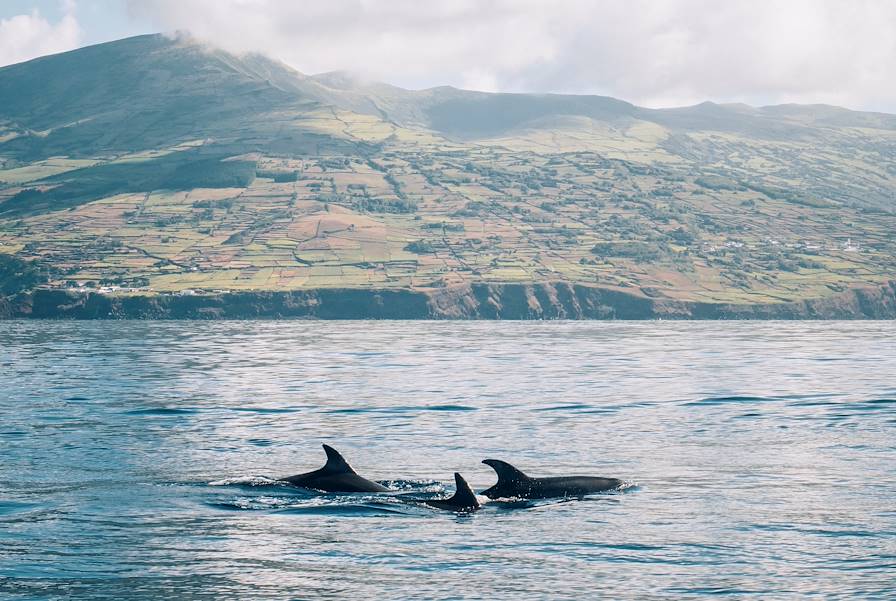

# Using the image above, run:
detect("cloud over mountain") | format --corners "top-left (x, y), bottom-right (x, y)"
top-left (2, 1), bottom-right (895, 111)
top-left (0, 4), bottom-right (81, 67)
top-left (127, 0), bottom-right (896, 111)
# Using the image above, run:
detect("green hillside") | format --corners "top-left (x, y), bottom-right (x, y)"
top-left (1, 34), bottom-right (894, 308)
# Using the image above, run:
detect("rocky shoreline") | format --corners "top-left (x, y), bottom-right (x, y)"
top-left (2, 281), bottom-right (895, 320)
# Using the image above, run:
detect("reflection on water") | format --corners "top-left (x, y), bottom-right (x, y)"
top-left (1, 321), bottom-right (895, 599)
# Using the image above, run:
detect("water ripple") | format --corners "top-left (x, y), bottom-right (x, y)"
top-left (1, 320), bottom-right (895, 599)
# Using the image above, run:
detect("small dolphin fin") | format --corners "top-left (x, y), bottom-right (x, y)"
top-left (446, 473), bottom-right (480, 509)
top-left (321, 444), bottom-right (356, 474)
top-left (482, 459), bottom-right (529, 484)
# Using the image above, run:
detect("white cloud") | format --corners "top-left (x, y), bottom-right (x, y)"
top-left (115, 0), bottom-right (896, 111)
top-left (0, 6), bottom-right (82, 67)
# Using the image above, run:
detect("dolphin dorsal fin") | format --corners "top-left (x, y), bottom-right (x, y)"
top-left (447, 473), bottom-right (479, 508)
top-left (321, 444), bottom-right (356, 474)
top-left (482, 459), bottom-right (529, 484)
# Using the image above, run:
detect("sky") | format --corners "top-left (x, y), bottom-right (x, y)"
top-left (2, 0), bottom-right (896, 112)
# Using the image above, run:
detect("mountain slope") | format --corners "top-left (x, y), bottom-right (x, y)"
top-left (291, 70), bottom-right (896, 211)
top-left (299, 70), bottom-right (896, 140)
top-left (0, 34), bottom-right (375, 161)
top-left (0, 34), bottom-right (894, 315)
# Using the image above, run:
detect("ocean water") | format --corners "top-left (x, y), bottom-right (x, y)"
top-left (1, 320), bottom-right (894, 600)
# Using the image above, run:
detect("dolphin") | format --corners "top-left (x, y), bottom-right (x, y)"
top-left (481, 459), bottom-right (623, 499)
top-left (420, 473), bottom-right (481, 512)
top-left (279, 444), bottom-right (390, 493)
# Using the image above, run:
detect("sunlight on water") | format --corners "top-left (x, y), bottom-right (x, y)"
top-left (1, 321), bottom-right (895, 599)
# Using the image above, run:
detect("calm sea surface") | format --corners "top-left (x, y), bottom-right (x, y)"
top-left (1, 321), bottom-right (895, 600)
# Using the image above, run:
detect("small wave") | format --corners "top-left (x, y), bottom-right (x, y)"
top-left (276, 503), bottom-right (409, 516)
top-left (819, 399), bottom-right (896, 415)
top-left (325, 404), bottom-right (477, 414)
top-left (379, 479), bottom-right (444, 493)
top-left (791, 400), bottom-right (836, 407)
top-left (247, 438), bottom-right (274, 447)
top-left (864, 398), bottom-right (896, 405)
top-left (602, 542), bottom-right (665, 551)
top-left (125, 407), bottom-right (199, 416)
top-left (230, 407), bottom-right (302, 414)
top-left (208, 475), bottom-right (282, 487)
top-left (751, 523), bottom-right (887, 538)
top-left (0, 500), bottom-right (40, 516)
top-left (206, 500), bottom-right (264, 511)
top-left (617, 481), bottom-right (639, 492)
top-left (803, 528), bottom-right (885, 538)
top-left (684, 395), bottom-right (777, 406)
top-left (209, 493), bottom-right (417, 515)
top-left (489, 497), bottom-right (598, 511)
top-left (534, 403), bottom-right (593, 412)
top-left (206, 493), bottom-right (305, 510)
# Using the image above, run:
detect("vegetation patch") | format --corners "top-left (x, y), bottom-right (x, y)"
top-left (0, 151), bottom-right (256, 216)
top-left (0, 253), bottom-right (53, 295)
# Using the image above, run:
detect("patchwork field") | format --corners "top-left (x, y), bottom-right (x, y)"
top-left (3, 139), bottom-right (894, 304)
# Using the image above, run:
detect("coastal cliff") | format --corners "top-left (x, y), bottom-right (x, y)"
top-left (2, 281), bottom-right (895, 320)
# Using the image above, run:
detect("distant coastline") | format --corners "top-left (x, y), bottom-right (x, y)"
top-left (2, 281), bottom-right (894, 320)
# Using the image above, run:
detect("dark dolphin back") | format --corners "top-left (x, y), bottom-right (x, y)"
top-left (482, 458), bottom-right (624, 499)
top-left (280, 444), bottom-right (390, 492)
top-left (424, 473), bottom-right (481, 511)
top-left (447, 473), bottom-right (479, 509)
top-left (482, 459), bottom-right (529, 485)
top-left (321, 444), bottom-right (355, 474)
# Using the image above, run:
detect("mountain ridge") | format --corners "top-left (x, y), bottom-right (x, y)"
top-left (4, 33), bottom-right (895, 154)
